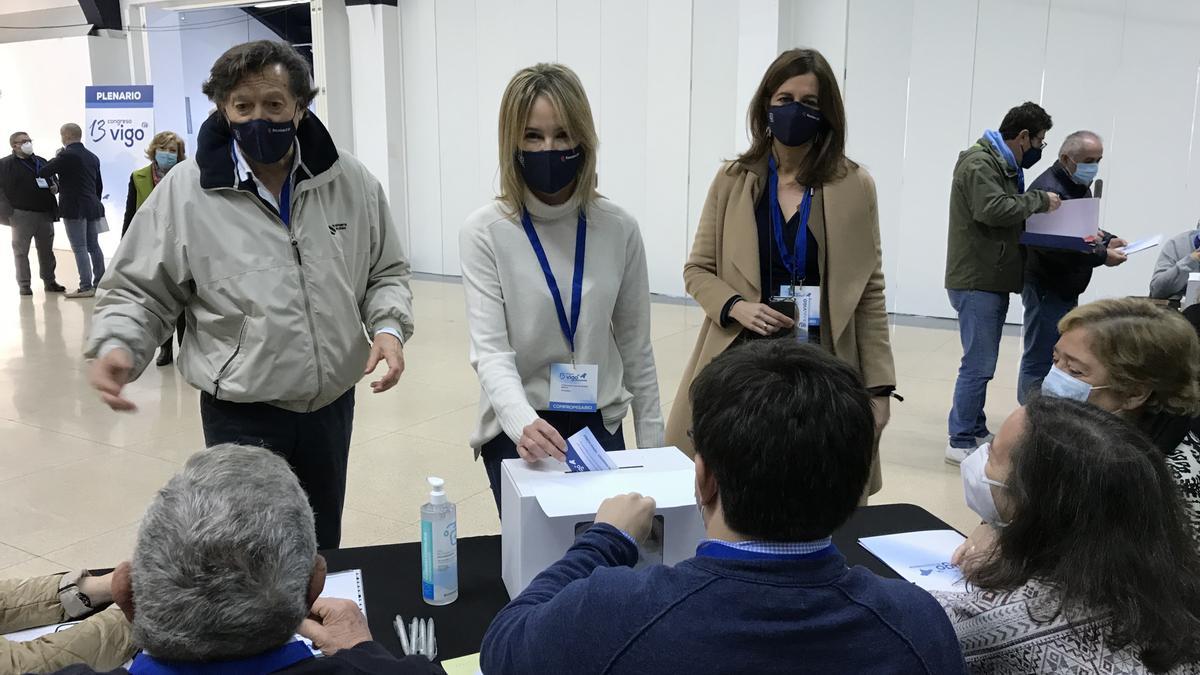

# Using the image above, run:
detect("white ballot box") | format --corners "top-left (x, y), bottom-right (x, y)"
top-left (500, 447), bottom-right (705, 598)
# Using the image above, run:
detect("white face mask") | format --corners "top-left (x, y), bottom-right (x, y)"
top-left (18, 141), bottom-right (32, 156)
top-left (961, 443), bottom-right (1009, 526)
top-left (1041, 364), bottom-right (1109, 403)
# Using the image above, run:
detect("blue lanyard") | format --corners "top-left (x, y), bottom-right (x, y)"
top-left (521, 208), bottom-right (586, 355)
top-left (696, 540), bottom-right (835, 561)
top-left (19, 157), bottom-right (41, 175)
top-left (279, 175), bottom-right (292, 229)
top-left (768, 154), bottom-right (813, 285)
top-left (129, 640), bottom-right (313, 674)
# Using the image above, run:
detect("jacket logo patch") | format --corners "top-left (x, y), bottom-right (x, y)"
top-left (328, 223), bottom-right (348, 235)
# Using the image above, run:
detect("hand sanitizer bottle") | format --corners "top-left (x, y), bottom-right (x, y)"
top-left (421, 476), bottom-right (458, 605)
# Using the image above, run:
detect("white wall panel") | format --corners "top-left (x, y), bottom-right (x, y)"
top-left (892, 0), bottom-right (979, 320)
top-left (475, 0), bottom-right (557, 202)
top-left (686, 0), bottom-right (743, 264)
top-left (642, 0), bottom-right (693, 297)
top-left (556, 0), bottom-right (602, 130)
top-left (400, 0), bottom-right (444, 273)
top-left (1090, 0), bottom-right (1200, 301)
top-left (734, 0), bottom-right (780, 152)
top-left (778, 0), bottom-right (848, 85)
top-left (843, 0), bottom-right (913, 313)
top-left (434, 0), bottom-right (479, 277)
top-left (597, 0), bottom-right (653, 285)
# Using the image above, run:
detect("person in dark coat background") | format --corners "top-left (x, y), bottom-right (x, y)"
top-left (39, 123), bottom-right (106, 299)
top-left (0, 130), bottom-right (65, 296)
top-left (1018, 130), bottom-right (1128, 403)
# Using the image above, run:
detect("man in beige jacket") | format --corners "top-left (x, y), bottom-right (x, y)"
top-left (0, 571), bottom-right (134, 672)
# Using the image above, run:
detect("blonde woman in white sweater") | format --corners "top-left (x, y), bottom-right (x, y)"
top-left (461, 63), bottom-right (664, 511)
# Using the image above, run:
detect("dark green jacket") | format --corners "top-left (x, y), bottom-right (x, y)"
top-left (945, 136), bottom-right (1050, 293)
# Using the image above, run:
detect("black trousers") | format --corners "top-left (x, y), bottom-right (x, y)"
top-left (481, 410), bottom-right (625, 514)
top-left (200, 388), bottom-right (354, 549)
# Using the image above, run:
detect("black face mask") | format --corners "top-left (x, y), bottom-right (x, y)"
top-left (231, 116), bottom-right (298, 165)
top-left (768, 102), bottom-right (824, 147)
top-left (518, 147), bottom-right (583, 195)
top-left (1020, 138), bottom-right (1043, 169)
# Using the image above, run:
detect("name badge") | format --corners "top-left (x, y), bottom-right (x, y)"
top-left (549, 363), bottom-right (599, 412)
top-left (35, 178), bottom-right (49, 189)
top-left (780, 285), bottom-right (821, 342)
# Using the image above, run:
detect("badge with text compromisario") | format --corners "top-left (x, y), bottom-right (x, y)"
top-left (549, 362), bottom-right (598, 412)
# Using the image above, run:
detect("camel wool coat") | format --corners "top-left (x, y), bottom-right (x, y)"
top-left (665, 157), bottom-right (896, 495)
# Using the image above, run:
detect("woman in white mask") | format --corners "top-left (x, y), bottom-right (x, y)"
top-left (961, 299), bottom-right (1200, 567)
top-left (933, 396), bottom-right (1200, 673)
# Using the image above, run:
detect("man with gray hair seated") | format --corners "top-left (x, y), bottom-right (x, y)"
top-left (51, 445), bottom-right (442, 674)
top-left (1018, 129), bottom-right (1127, 403)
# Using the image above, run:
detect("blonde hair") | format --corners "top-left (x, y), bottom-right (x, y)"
top-left (1058, 298), bottom-right (1200, 416)
top-left (496, 63), bottom-right (598, 217)
top-left (146, 131), bottom-right (186, 162)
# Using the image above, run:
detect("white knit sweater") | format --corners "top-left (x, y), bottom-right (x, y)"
top-left (459, 192), bottom-right (664, 451)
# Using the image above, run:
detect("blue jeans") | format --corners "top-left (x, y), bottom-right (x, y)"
top-left (947, 289), bottom-right (1009, 448)
top-left (63, 218), bottom-right (105, 290)
top-left (1017, 281), bottom-right (1077, 404)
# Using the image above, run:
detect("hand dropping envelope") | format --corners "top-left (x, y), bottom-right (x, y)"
top-left (565, 427), bottom-right (618, 472)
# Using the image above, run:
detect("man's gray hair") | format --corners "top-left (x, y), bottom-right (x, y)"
top-left (60, 123), bottom-right (82, 141)
top-left (131, 444), bottom-right (316, 661)
top-left (1059, 130), bottom-right (1102, 158)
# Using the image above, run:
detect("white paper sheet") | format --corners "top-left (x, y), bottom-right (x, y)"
top-left (1025, 197), bottom-right (1100, 239)
top-left (1119, 234), bottom-right (1163, 255)
top-left (5, 569), bottom-right (367, 660)
top-left (858, 530), bottom-right (967, 592)
top-left (534, 469), bottom-right (697, 518)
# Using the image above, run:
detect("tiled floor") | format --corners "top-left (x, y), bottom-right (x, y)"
top-left (0, 249), bottom-right (1024, 577)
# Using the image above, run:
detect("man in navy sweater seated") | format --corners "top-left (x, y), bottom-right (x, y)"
top-left (481, 340), bottom-right (968, 674)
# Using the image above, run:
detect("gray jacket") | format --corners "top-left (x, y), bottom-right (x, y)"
top-left (86, 112), bottom-right (414, 412)
top-left (1150, 226), bottom-right (1200, 300)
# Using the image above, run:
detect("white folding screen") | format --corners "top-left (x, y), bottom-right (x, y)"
top-left (395, 0), bottom-right (780, 295)
top-left (378, 0), bottom-right (1200, 320)
top-left (840, 0), bottom-right (1200, 321)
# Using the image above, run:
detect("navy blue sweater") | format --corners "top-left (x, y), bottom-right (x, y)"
top-left (482, 524), bottom-right (967, 675)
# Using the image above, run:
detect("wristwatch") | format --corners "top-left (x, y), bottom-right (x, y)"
top-left (58, 570), bottom-right (96, 619)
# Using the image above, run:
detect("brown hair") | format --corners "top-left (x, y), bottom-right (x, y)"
top-left (1058, 298), bottom-right (1200, 417)
top-left (737, 48), bottom-right (851, 186)
top-left (145, 131), bottom-right (186, 162)
top-left (496, 63), bottom-right (599, 217)
top-left (202, 40), bottom-right (318, 107)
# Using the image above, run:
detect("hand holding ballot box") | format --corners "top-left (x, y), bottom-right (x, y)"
top-left (499, 445), bottom-right (705, 598)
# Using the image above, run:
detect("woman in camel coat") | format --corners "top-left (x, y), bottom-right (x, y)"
top-left (665, 48), bottom-right (896, 497)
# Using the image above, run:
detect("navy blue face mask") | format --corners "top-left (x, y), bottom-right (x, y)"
top-left (231, 115), bottom-right (298, 165)
top-left (768, 102), bottom-right (824, 147)
top-left (518, 147), bottom-right (583, 195)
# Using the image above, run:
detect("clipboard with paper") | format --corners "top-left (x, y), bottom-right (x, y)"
top-left (1020, 197), bottom-right (1100, 252)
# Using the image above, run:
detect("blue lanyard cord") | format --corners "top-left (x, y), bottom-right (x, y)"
top-left (767, 155), bottom-right (813, 286)
top-left (20, 157), bottom-right (42, 175)
top-left (279, 175), bottom-right (292, 228)
top-left (521, 208), bottom-right (586, 355)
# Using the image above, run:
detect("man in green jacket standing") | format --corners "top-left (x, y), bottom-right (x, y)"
top-left (944, 102), bottom-right (1060, 465)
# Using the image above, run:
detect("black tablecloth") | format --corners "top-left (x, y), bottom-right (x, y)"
top-left (321, 503), bottom-right (955, 661)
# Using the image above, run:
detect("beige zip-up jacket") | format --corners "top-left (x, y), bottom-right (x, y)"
top-left (85, 113), bottom-right (415, 412)
top-left (1, 572), bottom-right (134, 673)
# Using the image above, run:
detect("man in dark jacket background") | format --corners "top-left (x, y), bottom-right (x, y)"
top-left (943, 102), bottom-right (1059, 465)
top-left (1018, 130), bottom-right (1127, 403)
top-left (0, 130), bottom-right (66, 296)
top-left (40, 123), bottom-right (106, 298)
